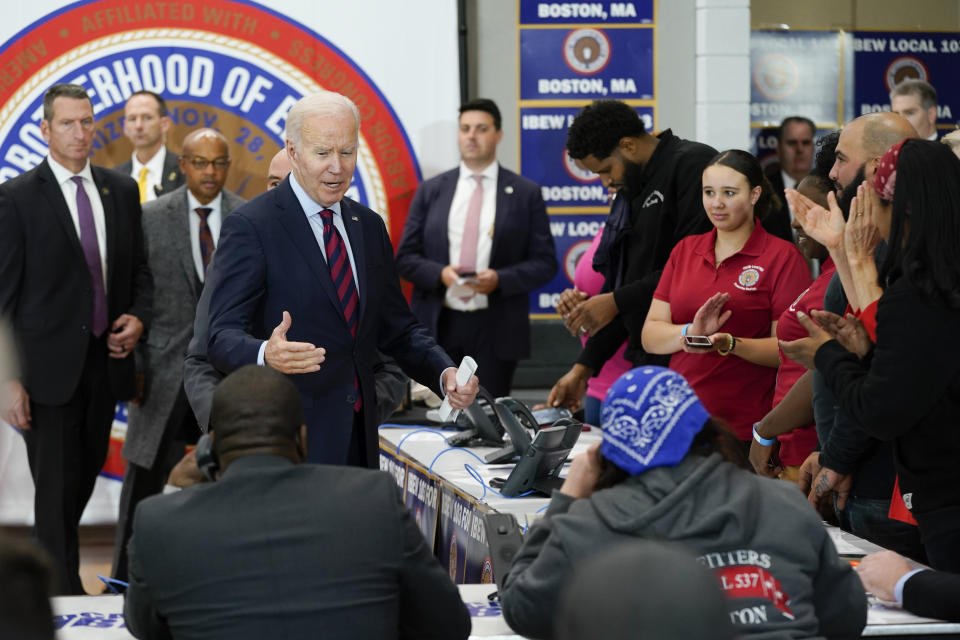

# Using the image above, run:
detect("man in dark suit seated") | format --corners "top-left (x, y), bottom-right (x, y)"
top-left (124, 365), bottom-right (470, 640)
top-left (0, 535), bottom-right (56, 640)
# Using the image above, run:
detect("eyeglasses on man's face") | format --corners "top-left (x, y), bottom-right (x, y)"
top-left (187, 156), bottom-right (231, 171)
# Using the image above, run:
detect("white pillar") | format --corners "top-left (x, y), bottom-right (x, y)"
top-left (695, 0), bottom-right (751, 151)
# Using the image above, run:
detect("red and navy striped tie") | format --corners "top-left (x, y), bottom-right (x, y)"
top-left (319, 209), bottom-right (361, 411)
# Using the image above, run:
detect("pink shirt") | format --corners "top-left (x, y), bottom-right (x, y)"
top-left (653, 222), bottom-right (811, 440)
top-left (574, 233), bottom-right (632, 402)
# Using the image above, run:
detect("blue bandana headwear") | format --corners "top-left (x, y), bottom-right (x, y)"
top-left (601, 366), bottom-right (710, 475)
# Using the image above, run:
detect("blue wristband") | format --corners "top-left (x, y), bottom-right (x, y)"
top-left (681, 323), bottom-right (691, 337)
top-left (752, 423), bottom-right (776, 446)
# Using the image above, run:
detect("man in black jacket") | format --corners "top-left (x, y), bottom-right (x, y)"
top-left (0, 83), bottom-right (152, 594)
top-left (548, 100), bottom-right (716, 409)
top-left (124, 365), bottom-right (469, 640)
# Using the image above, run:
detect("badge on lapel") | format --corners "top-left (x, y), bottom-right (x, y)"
top-left (351, 215), bottom-right (359, 221)
top-left (504, 185), bottom-right (514, 194)
top-left (101, 187), bottom-right (110, 196)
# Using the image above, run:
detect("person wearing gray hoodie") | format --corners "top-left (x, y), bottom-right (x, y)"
top-left (499, 366), bottom-right (867, 640)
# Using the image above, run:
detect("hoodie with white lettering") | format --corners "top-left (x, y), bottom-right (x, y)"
top-left (499, 452), bottom-right (867, 639)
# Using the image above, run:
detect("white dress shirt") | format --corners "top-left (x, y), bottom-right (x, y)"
top-left (130, 147), bottom-right (168, 202)
top-left (894, 568), bottom-right (928, 604)
top-left (187, 190), bottom-right (222, 282)
top-left (47, 155), bottom-right (108, 289)
top-left (445, 160), bottom-right (498, 311)
top-left (257, 173), bottom-right (360, 365)
top-left (779, 169), bottom-right (798, 192)
top-left (780, 169), bottom-right (798, 221)
top-left (780, 169), bottom-right (801, 243)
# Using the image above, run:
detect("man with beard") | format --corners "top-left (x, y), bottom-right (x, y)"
top-left (802, 112), bottom-right (925, 560)
top-left (548, 100), bottom-right (716, 409)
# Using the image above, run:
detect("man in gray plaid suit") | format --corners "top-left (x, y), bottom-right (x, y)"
top-left (112, 128), bottom-right (245, 582)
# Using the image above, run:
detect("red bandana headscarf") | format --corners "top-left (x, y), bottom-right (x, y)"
top-left (872, 138), bottom-right (909, 201)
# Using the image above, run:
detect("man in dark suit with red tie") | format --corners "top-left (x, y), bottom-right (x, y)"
top-left (0, 83), bottom-right (152, 594)
top-left (207, 92), bottom-right (478, 469)
top-left (395, 99), bottom-right (556, 397)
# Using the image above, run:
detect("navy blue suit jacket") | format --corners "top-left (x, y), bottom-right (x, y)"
top-left (394, 166), bottom-right (556, 361)
top-left (206, 179), bottom-right (452, 465)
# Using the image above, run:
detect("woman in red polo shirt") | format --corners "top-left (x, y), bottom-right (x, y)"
top-left (640, 150), bottom-right (811, 443)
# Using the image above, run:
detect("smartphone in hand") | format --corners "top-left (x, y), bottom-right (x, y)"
top-left (684, 335), bottom-right (713, 349)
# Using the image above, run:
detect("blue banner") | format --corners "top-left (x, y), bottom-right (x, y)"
top-left (437, 484), bottom-right (474, 583)
top-left (404, 464), bottom-right (440, 552)
top-left (851, 31), bottom-right (958, 127)
top-left (520, 106), bottom-right (653, 209)
top-left (750, 31), bottom-right (848, 125)
top-left (520, 0), bottom-right (653, 25)
top-left (530, 213), bottom-right (607, 315)
top-left (520, 27), bottom-right (653, 100)
top-left (378, 449), bottom-right (407, 492)
top-left (464, 508), bottom-right (495, 584)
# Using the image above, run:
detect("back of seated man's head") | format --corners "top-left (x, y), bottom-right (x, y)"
top-left (0, 535), bottom-right (56, 640)
top-left (209, 365), bottom-right (306, 468)
top-left (556, 540), bottom-right (734, 640)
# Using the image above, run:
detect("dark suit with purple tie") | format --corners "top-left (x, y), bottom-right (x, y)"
top-left (0, 158), bottom-right (151, 593)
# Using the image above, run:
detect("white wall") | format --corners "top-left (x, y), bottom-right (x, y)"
top-left (695, 0), bottom-right (751, 150)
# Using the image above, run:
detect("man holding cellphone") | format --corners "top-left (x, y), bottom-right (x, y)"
top-left (396, 99), bottom-right (557, 397)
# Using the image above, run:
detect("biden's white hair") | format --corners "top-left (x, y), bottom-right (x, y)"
top-left (285, 92), bottom-right (360, 146)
